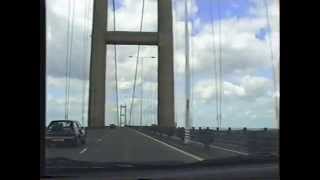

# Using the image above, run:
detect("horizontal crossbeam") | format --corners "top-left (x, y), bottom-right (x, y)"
top-left (105, 31), bottom-right (158, 45)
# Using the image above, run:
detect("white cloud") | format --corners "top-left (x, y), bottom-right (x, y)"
top-left (47, 92), bottom-right (88, 125)
top-left (143, 81), bottom-right (157, 92)
top-left (193, 75), bottom-right (271, 104)
top-left (224, 81), bottom-right (246, 97)
top-left (47, 76), bottom-right (89, 97)
top-left (118, 80), bottom-right (133, 91)
top-left (185, 17), bottom-right (276, 77)
top-left (194, 79), bottom-right (245, 104)
top-left (46, 0), bottom-right (92, 80)
top-left (240, 75), bottom-right (271, 98)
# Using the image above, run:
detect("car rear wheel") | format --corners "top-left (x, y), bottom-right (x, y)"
top-left (81, 138), bottom-right (86, 145)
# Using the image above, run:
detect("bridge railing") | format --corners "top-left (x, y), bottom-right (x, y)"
top-left (129, 125), bottom-right (279, 155)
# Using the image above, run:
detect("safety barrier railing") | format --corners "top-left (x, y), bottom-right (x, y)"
top-left (129, 125), bottom-right (279, 155)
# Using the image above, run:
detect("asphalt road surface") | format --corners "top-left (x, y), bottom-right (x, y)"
top-left (46, 127), bottom-right (202, 163)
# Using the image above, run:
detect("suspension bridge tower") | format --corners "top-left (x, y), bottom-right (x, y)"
top-left (88, 0), bottom-right (175, 128)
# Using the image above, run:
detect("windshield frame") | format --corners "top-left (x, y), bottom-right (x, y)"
top-left (40, 0), bottom-right (46, 177)
top-left (40, 0), bottom-right (280, 177)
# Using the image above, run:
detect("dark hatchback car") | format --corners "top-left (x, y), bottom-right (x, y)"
top-left (110, 124), bottom-right (116, 129)
top-left (46, 120), bottom-right (86, 147)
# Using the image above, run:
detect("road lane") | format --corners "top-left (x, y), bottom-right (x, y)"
top-left (77, 127), bottom-right (198, 163)
top-left (46, 129), bottom-right (110, 160)
top-left (131, 128), bottom-right (204, 161)
top-left (46, 128), bottom-right (199, 163)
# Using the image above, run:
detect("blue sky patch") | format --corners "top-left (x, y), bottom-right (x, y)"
top-left (189, 0), bottom-right (254, 36)
top-left (194, 0), bottom-right (253, 23)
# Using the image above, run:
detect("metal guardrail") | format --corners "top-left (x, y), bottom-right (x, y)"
top-left (129, 126), bottom-right (279, 155)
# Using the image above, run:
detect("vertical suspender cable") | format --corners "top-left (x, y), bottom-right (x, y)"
top-left (172, 2), bottom-right (178, 127)
top-left (66, 0), bottom-right (77, 120)
top-left (64, 0), bottom-right (72, 120)
top-left (88, 0), bottom-right (96, 126)
top-left (129, 0), bottom-right (145, 126)
top-left (190, 18), bottom-right (194, 129)
top-left (65, 0), bottom-right (76, 120)
top-left (85, 0), bottom-right (93, 126)
top-left (112, 0), bottom-right (120, 126)
top-left (81, 0), bottom-right (89, 126)
top-left (210, 0), bottom-right (219, 127)
top-left (262, 0), bottom-right (278, 127)
top-left (217, 0), bottom-right (223, 128)
top-left (80, 0), bottom-right (92, 126)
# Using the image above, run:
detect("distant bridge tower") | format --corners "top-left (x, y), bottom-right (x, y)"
top-left (88, 0), bottom-right (175, 128)
top-left (120, 105), bottom-right (127, 127)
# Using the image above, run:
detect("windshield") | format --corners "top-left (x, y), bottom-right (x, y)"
top-left (44, 0), bottom-right (279, 176)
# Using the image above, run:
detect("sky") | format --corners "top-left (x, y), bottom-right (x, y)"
top-left (45, 0), bottom-right (279, 128)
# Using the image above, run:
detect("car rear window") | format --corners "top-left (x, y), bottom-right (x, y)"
top-left (48, 121), bottom-right (73, 131)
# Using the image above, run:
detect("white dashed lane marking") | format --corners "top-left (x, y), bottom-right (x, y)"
top-left (79, 147), bottom-right (88, 154)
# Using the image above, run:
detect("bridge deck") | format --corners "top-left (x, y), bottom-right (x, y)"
top-left (46, 128), bottom-right (205, 163)
top-left (46, 127), bottom-right (247, 164)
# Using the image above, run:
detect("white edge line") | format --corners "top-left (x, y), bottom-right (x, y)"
top-left (79, 147), bottom-right (88, 154)
top-left (131, 129), bottom-right (204, 161)
top-left (209, 144), bottom-right (249, 156)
